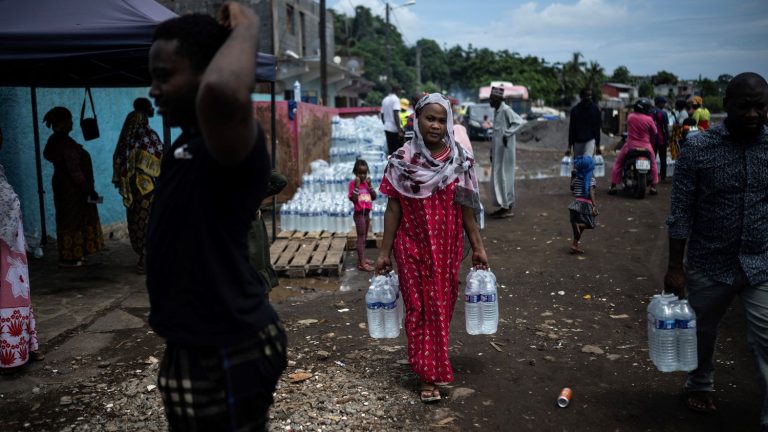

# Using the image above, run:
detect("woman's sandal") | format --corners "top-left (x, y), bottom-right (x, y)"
top-left (649, 187), bottom-right (658, 196)
top-left (684, 391), bottom-right (716, 413)
top-left (419, 383), bottom-right (442, 403)
top-left (569, 245), bottom-right (584, 255)
top-left (30, 351), bottom-right (45, 362)
top-left (357, 263), bottom-right (375, 272)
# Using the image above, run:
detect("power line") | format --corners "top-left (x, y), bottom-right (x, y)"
top-left (389, 9), bottom-right (411, 46)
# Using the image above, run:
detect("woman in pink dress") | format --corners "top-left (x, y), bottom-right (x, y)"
top-left (608, 98), bottom-right (660, 195)
top-left (375, 94), bottom-right (488, 403)
top-left (0, 128), bottom-right (42, 372)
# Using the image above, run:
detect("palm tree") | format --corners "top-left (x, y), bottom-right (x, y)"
top-left (585, 61), bottom-right (604, 88)
top-left (559, 52), bottom-right (586, 105)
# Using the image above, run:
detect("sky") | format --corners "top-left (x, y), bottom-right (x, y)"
top-left (329, 0), bottom-right (768, 82)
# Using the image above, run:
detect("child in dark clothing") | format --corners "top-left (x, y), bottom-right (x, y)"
top-left (568, 156), bottom-right (598, 254)
top-left (348, 159), bottom-right (377, 271)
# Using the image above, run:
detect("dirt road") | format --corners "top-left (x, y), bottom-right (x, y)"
top-left (0, 141), bottom-right (760, 432)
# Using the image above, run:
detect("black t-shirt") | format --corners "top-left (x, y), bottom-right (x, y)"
top-left (146, 126), bottom-right (275, 347)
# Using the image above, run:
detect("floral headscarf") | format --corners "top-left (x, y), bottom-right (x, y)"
top-left (383, 93), bottom-right (480, 210)
top-left (0, 165), bottom-right (22, 247)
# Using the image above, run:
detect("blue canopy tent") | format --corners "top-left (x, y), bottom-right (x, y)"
top-left (0, 0), bottom-right (279, 242)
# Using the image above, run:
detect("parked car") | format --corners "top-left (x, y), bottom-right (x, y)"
top-left (463, 103), bottom-right (494, 140)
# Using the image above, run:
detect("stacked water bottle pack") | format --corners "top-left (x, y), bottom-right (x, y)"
top-left (647, 293), bottom-right (698, 372)
top-left (593, 154), bottom-right (605, 177)
top-left (464, 268), bottom-right (499, 335)
top-left (366, 272), bottom-right (404, 339)
top-left (559, 154), bottom-right (605, 178)
top-left (280, 115), bottom-right (390, 234)
top-left (559, 156), bottom-right (572, 177)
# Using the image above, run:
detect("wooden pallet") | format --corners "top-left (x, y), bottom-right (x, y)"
top-left (345, 229), bottom-right (383, 250)
top-left (271, 231), bottom-right (348, 278)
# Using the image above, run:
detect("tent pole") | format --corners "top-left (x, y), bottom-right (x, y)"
top-left (270, 81), bottom-right (277, 243)
top-left (30, 87), bottom-right (47, 245)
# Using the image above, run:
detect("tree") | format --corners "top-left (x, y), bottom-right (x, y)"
top-left (638, 81), bottom-right (654, 98)
top-left (699, 78), bottom-right (720, 97)
top-left (653, 70), bottom-right (678, 85)
top-left (717, 74), bottom-right (733, 94)
top-left (585, 61), bottom-right (605, 100)
top-left (332, 5), bottom-right (670, 107)
top-left (412, 39), bottom-right (448, 90)
top-left (555, 52), bottom-right (587, 105)
top-left (332, 6), bottom-right (415, 97)
top-left (610, 66), bottom-right (632, 84)
top-left (717, 74), bottom-right (733, 86)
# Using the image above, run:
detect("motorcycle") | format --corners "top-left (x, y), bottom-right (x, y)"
top-left (618, 147), bottom-right (653, 199)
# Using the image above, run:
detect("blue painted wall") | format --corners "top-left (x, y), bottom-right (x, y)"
top-left (0, 87), bottom-right (168, 242)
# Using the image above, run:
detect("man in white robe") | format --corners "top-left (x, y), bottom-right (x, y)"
top-left (489, 86), bottom-right (524, 218)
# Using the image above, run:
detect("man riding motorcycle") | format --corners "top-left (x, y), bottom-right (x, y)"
top-left (608, 98), bottom-right (660, 196)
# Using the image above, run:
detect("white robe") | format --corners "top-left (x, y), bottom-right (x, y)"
top-left (491, 102), bottom-right (524, 209)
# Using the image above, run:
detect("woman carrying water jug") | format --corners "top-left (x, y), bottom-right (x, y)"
top-left (375, 93), bottom-right (488, 403)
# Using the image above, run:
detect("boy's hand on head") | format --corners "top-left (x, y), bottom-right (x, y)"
top-left (217, 2), bottom-right (258, 30)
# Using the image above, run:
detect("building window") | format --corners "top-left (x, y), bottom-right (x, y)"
top-left (286, 4), bottom-right (295, 35)
top-left (299, 11), bottom-right (306, 57)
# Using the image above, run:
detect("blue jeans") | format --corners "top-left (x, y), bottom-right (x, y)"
top-left (685, 266), bottom-right (768, 425)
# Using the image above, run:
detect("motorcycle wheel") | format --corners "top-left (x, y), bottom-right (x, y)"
top-left (635, 173), bottom-right (647, 199)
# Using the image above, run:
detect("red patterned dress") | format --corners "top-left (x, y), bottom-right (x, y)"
top-left (0, 166), bottom-right (39, 369)
top-left (379, 147), bottom-right (464, 384)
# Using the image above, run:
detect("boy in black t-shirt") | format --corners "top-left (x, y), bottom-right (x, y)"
top-left (146, 4), bottom-right (286, 430)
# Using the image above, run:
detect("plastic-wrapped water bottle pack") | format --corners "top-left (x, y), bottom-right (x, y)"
top-left (280, 116), bottom-right (390, 233)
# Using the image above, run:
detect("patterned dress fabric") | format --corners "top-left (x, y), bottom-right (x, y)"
top-left (0, 168), bottom-right (38, 369)
top-left (43, 133), bottom-right (104, 261)
top-left (380, 149), bottom-right (464, 384)
top-left (113, 111), bottom-right (163, 256)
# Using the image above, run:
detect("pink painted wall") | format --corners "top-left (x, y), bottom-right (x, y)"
top-left (254, 101), bottom-right (338, 202)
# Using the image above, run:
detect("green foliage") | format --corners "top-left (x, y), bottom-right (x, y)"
top-left (699, 78), bottom-right (720, 97)
top-left (717, 74), bottom-right (734, 86)
top-left (653, 70), bottom-right (678, 85)
top-left (421, 81), bottom-right (441, 94)
top-left (610, 66), bottom-right (632, 84)
top-left (703, 95), bottom-right (723, 113)
top-left (363, 90), bottom-right (384, 107)
top-left (638, 81), bottom-right (654, 98)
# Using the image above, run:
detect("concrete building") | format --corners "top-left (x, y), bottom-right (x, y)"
top-left (157, 0), bottom-right (372, 106)
top-left (653, 81), bottom-right (700, 100)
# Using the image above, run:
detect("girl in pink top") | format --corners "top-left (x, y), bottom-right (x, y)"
top-left (348, 159), bottom-right (377, 271)
top-left (609, 110), bottom-right (659, 194)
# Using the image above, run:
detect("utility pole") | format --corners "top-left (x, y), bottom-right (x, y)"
top-left (320, 0), bottom-right (327, 105)
top-left (415, 43), bottom-right (422, 93)
top-left (385, 3), bottom-right (391, 83)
